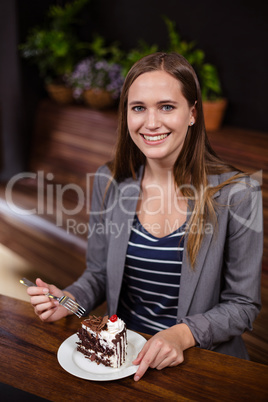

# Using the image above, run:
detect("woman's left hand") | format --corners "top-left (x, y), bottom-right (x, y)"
top-left (132, 323), bottom-right (196, 381)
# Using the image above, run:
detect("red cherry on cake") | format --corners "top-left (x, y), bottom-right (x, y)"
top-left (110, 314), bottom-right (118, 322)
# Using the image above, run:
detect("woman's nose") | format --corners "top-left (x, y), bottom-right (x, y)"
top-left (145, 110), bottom-right (160, 130)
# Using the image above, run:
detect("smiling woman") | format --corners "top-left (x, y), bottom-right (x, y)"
top-left (25, 52), bottom-right (263, 383)
top-left (127, 70), bottom-right (196, 166)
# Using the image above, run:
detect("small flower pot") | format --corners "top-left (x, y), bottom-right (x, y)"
top-left (83, 89), bottom-right (115, 109)
top-left (203, 99), bottom-right (228, 131)
top-left (46, 84), bottom-right (74, 105)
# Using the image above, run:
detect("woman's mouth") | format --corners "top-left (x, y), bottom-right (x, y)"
top-left (142, 133), bottom-right (170, 142)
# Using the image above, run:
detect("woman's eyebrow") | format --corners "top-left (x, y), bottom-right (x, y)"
top-left (128, 99), bottom-right (178, 105)
top-left (157, 99), bottom-right (178, 105)
top-left (128, 100), bottom-right (145, 105)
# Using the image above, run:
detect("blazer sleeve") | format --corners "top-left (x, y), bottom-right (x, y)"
top-left (64, 165), bottom-right (113, 313)
top-left (180, 177), bottom-right (263, 350)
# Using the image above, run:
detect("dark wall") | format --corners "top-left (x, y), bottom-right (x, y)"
top-left (84, 0), bottom-right (268, 132)
top-left (0, 0), bottom-right (24, 180)
top-left (17, 0), bottom-right (268, 132)
top-left (0, 0), bottom-right (267, 179)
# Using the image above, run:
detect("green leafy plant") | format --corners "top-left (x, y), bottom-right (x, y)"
top-left (121, 40), bottom-right (159, 77)
top-left (88, 35), bottom-right (158, 78)
top-left (19, 0), bottom-right (90, 84)
top-left (47, 0), bottom-right (89, 30)
top-left (88, 34), bottom-right (124, 64)
top-left (164, 16), bottom-right (223, 101)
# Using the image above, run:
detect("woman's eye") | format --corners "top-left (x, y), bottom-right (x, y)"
top-left (162, 105), bottom-right (174, 111)
top-left (133, 106), bottom-right (145, 112)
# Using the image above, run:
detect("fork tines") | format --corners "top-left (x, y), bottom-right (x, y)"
top-left (61, 296), bottom-right (86, 318)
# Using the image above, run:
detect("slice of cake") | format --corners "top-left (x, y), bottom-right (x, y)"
top-left (76, 314), bottom-right (127, 368)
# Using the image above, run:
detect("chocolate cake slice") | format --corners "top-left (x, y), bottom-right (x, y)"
top-left (76, 314), bottom-right (127, 368)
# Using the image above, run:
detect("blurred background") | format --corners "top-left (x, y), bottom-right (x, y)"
top-left (0, 0), bottom-right (267, 364)
top-left (0, 0), bottom-right (267, 179)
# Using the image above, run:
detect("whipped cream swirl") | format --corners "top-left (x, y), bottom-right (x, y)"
top-left (107, 317), bottom-right (125, 334)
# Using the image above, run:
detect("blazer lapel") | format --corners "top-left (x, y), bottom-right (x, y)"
top-left (106, 168), bottom-right (143, 314)
top-left (177, 174), bottom-right (221, 319)
top-left (177, 228), bottom-right (214, 319)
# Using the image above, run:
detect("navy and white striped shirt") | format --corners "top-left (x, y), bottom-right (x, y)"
top-left (117, 215), bottom-right (185, 335)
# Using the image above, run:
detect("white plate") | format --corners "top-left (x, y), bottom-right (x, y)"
top-left (57, 330), bottom-right (147, 381)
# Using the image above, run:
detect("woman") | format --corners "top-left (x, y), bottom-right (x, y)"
top-left (27, 53), bottom-right (263, 381)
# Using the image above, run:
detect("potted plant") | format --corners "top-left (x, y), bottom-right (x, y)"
top-left (19, 0), bottom-right (90, 104)
top-left (164, 17), bottom-right (227, 131)
top-left (68, 55), bottom-right (125, 108)
top-left (67, 34), bottom-right (125, 108)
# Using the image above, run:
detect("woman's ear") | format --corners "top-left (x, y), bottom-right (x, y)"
top-left (189, 101), bottom-right (197, 126)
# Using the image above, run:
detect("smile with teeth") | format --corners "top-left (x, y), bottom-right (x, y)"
top-left (142, 133), bottom-right (170, 141)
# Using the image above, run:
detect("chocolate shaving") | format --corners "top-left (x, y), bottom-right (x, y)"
top-left (83, 315), bottom-right (108, 334)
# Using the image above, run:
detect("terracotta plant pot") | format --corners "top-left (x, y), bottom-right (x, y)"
top-left (46, 84), bottom-right (74, 105)
top-left (203, 99), bottom-right (228, 131)
top-left (83, 89), bottom-right (115, 109)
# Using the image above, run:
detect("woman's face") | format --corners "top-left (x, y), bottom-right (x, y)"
top-left (127, 70), bottom-right (196, 167)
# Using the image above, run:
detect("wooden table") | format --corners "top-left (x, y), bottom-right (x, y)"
top-left (1, 295), bottom-right (268, 401)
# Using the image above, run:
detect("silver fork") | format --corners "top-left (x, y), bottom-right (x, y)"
top-left (20, 278), bottom-right (86, 318)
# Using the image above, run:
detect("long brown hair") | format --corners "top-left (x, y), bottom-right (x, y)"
top-left (109, 52), bottom-right (242, 267)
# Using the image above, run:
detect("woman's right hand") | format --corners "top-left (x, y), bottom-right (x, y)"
top-left (27, 278), bottom-right (72, 322)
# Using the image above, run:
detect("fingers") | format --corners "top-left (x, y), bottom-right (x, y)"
top-left (31, 294), bottom-right (58, 310)
top-left (35, 277), bottom-right (49, 288)
top-left (35, 278), bottom-right (63, 298)
top-left (133, 339), bottom-right (161, 381)
top-left (34, 302), bottom-right (60, 322)
top-left (134, 347), bottom-right (183, 381)
top-left (132, 343), bottom-right (148, 365)
top-left (25, 277), bottom-right (65, 322)
top-left (133, 349), bottom-right (159, 381)
top-left (132, 330), bottom-right (185, 381)
top-left (27, 285), bottom-right (48, 297)
top-left (31, 292), bottom-right (58, 317)
top-left (34, 299), bottom-right (58, 318)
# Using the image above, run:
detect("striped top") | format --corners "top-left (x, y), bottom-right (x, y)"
top-left (117, 215), bottom-right (185, 335)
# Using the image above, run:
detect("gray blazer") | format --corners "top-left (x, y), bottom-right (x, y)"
top-left (66, 164), bottom-right (263, 359)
